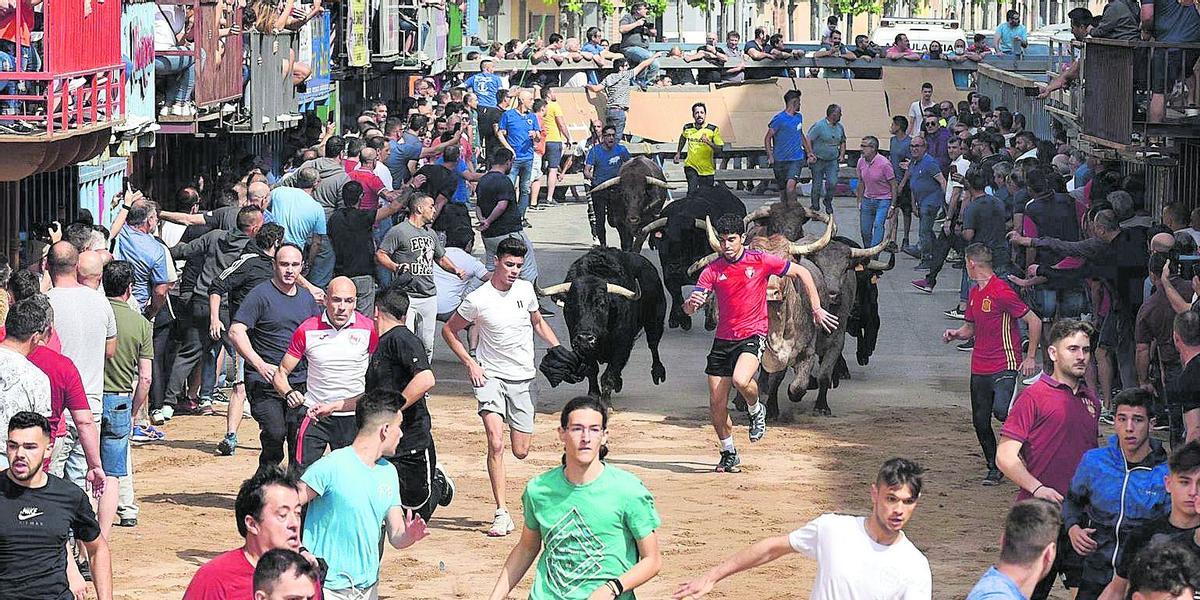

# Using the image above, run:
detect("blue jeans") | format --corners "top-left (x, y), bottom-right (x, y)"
top-left (621, 45), bottom-right (659, 84)
top-left (308, 234), bottom-right (335, 288)
top-left (101, 393), bottom-right (133, 477)
top-left (917, 201), bottom-right (940, 262)
top-left (0, 44), bottom-right (35, 112)
top-left (859, 197), bottom-right (891, 247)
top-left (510, 158), bottom-right (534, 218)
top-left (154, 54), bottom-right (196, 104)
top-left (810, 159), bottom-right (839, 211)
top-left (606, 107), bottom-right (627, 141)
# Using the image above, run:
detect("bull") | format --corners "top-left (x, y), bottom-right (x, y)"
top-left (632, 184), bottom-right (747, 331)
top-left (588, 156), bottom-right (672, 251)
top-left (537, 247), bottom-right (668, 402)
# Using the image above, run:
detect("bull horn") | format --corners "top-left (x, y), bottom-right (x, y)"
top-left (588, 178), bottom-right (621, 194)
top-left (606, 280), bottom-right (641, 300)
top-left (645, 176), bottom-right (671, 188)
top-left (536, 281), bottom-right (572, 296)
top-left (743, 206), bottom-right (772, 225)
top-left (704, 216), bottom-right (720, 252)
top-left (688, 252), bottom-right (719, 275)
top-left (867, 260), bottom-right (890, 271)
top-left (789, 213), bottom-right (835, 255)
top-left (631, 218), bottom-right (669, 253)
top-left (849, 218), bottom-right (898, 259)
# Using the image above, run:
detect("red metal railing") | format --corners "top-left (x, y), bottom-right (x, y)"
top-left (0, 0), bottom-right (126, 136)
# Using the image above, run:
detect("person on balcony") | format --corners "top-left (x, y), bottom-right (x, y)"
top-left (1092, 0), bottom-right (1139, 41)
top-left (1142, 0), bottom-right (1200, 123)
top-left (1038, 8), bottom-right (1096, 100)
top-left (618, 1), bottom-right (659, 88)
top-left (155, 1), bottom-right (197, 117)
top-left (886, 33), bottom-right (921, 61)
top-left (0, 0), bottom-right (37, 132)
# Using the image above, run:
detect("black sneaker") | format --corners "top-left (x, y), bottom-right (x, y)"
top-left (982, 469), bottom-right (1004, 486)
top-left (435, 464), bottom-right (455, 507)
top-left (117, 517), bottom-right (138, 527)
top-left (715, 450), bottom-right (742, 473)
top-left (957, 339), bottom-right (975, 352)
top-left (748, 405), bottom-right (767, 442)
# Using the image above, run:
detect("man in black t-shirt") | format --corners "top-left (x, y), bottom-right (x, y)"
top-left (1175, 310), bottom-right (1200, 443)
top-left (0, 412), bottom-right (109, 600)
top-left (415, 148), bottom-right (466, 234)
top-left (1101, 440), bottom-right (1200, 599)
top-left (476, 148), bottom-right (539, 282)
top-left (327, 180), bottom-right (405, 316)
top-left (366, 289), bottom-right (452, 521)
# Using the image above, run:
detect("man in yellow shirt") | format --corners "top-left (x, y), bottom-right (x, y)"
top-left (674, 102), bottom-right (723, 196)
top-left (540, 86), bottom-right (572, 207)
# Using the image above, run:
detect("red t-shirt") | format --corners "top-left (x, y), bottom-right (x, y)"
top-left (348, 168), bottom-right (387, 212)
top-left (182, 549), bottom-right (255, 600)
top-left (696, 250), bottom-right (790, 340)
top-left (27, 346), bottom-right (89, 439)
top-left (999, 374), bottom-right (1100, 501)
top-left (965, 275), bottom-right (1027, 375)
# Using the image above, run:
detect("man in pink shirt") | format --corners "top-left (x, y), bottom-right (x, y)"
top-left (685, 214), bottom-right (839, 473)
top-left (855, 135), bottom-right (897, 247)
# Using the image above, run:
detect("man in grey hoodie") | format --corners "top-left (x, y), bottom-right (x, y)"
top-left (159, 206), bottom-right (264, 419)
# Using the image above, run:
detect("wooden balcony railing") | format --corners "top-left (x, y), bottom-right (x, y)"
top-left (230, 32), bottom-right (300, 133)
top-left (157, 0), bottom-right (243, 113)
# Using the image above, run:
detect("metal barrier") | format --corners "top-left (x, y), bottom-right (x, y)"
top-left (0, 0), bottom-right (125, 138)
top-left (1080, 40), bottom-right (1136, 146)
top-left (1080, 39), bottom-right (1200, 147)
top-left (78, 157), bottom-right (129, 229)
top-left (233, 32), bottom-right (300, 134)
top-left (973, 63), bottom-right (1056, 141)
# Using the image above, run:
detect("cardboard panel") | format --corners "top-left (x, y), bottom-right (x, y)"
top-left (881, 66), bottom-right (966, 116)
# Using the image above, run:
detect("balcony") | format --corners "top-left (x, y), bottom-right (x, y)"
top-left (155, 0), bottom-right (243, 134)
top-left (0, 0), bottom-right (126, 180)
top-left (1077, 39), bottom-right (1200, 150)
top-left (228, 31), bottom-right (300, 134)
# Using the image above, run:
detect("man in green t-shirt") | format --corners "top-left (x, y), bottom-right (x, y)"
top-left (488, 396), bottom-right (662, 599)
top-left (101, 261), bottom-right (153, 537)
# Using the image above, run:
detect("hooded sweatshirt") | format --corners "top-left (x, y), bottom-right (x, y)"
top-left (1062, 434), bottom-right (1169, 588)
top-left (170, 227), bottom-right (254, 305)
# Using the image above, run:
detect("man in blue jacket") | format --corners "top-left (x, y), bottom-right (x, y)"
top-left (1061, 388), bottom-right (1170, 600)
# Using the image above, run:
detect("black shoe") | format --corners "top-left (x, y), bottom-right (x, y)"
top-left (982, 469), bottom-right (1004, 486)
top-left (715, 450), bottom-right (742, 473)
top-left (957, 339), bottom-right (975, 352)
top-left (117, 517), bottom-right (138, 527)
top-left (435, 465), bottom-right (455, 507)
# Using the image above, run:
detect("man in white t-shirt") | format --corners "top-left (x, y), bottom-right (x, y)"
top-left (434, 227), bottom-right (490, 320)
top-left (441, 237), bottom-right (561, 538)
top-left (908, 82), bottom-right (936, 136)
top-left (673, 458), bottom-right (933, 600)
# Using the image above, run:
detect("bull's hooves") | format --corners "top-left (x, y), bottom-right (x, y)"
top-left (810, 407), bottom-right (833, 417)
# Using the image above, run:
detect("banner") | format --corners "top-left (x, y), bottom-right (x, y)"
top-left (346, 0), bottom-right (370, 67)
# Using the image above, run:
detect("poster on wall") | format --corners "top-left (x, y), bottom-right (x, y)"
top-left (120, 2), bottom-right (156, 127)
top-left (346, 0), bottom-right (369, 67)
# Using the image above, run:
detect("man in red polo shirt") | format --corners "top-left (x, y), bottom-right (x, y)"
top-left (685, 213), bottom-right (839, 473)
top-left (997, 318), bottom-right (1100, 600)
top-left (183, 466), bottom-right (319, 599)
top-left (943, 244), bottom-right (1041, 486)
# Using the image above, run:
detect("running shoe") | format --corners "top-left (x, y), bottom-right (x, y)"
top-left (150, 405), bottom-right (174, 425)
top-left (957, 339), bottom-right (975, 352)
top-left (944, 307), bottom-right (965, 320)
top-left (177, 398), bottom-right (201, 415)
top-left (1022, 373), bottom-right (1041, 386)
top-left (436, 464), bottom-right (455, 507)
top-left (131, 425), bottom-right (159, 443)
top-left (217, 432), bottom-right (238, 456)
top-left (197, 398), bottom-right (215, 416)
top-left (902, 244), bottom-right (921, 258)
top-left (982, 469), bottom-right (1004, 486)
top-left (1099, 409), bottom-right (1115, 425)
top-left (488, 509), bottom-right (516, 537)
top-left (715, 450), bottom-right (742, 473)
top-left (910, 278), bottom-right (934, 294)
top-left (748, 405), bottom-right (767, 443)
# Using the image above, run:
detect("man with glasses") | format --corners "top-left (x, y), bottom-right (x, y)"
top-left (923, 115), bottom-right (952, 171)
top-left (584, 125), bottom-right (632, 247)
top-left (898, 136), bottom-right (946, 269)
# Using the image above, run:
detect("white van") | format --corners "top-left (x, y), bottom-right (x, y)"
top-left (870, 17), bottom-right (967, 53)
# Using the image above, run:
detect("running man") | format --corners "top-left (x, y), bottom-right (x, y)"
top-left (673, 458), bottom-right (932, 599)
top-left (273, 276), bottom-right (377, 472)
top-left (488, 396), bottom-right (662, 599)
top-left (298, 389), bottom-right (429, 599)
top-left (673, 102), bottom-right (723, 196)
top-left (943, 244), bottom-right (1041, 485)
top-left (442, 237), bottom-right (562, 537)
top-left (367, 288), bottom-right (453, 522)
top-left (685, 214), bottom-right (838, 473)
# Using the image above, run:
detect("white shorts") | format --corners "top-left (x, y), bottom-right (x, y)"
top-left (475, 377), bottom-right (535, 434)
top-left (323, 584), bottom-right (378, 600)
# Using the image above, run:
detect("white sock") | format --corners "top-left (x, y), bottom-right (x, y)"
top-left (747, 401), bottom-right (763, 416)
top-left (720, 437), bottom-right (735, 452)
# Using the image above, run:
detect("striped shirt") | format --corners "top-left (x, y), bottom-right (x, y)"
top-left (285, 311), bottom-right (378, 411)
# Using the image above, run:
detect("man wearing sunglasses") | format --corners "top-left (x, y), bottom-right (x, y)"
top-left (922, 115), bottom-right (952, 171)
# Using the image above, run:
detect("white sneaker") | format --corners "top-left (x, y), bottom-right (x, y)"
top-left (151, 405), bottom-right (174, 425)
top-left (487, 509), bottom-right (515, 537)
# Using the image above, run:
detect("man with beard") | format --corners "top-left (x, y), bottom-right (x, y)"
top-left (0, 412), bottom-right (110, 600)
top-left (672, 458), bottom-right (932, 599)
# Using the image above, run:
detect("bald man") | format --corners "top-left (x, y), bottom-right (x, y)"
top-left (272, 277), bottom-right (378, 471)
top-left (159, 183), bottom-right (274, 231)
top-left (77, 250), bottom-right (105, 290)
top-left (1150, 232), bottom-right (1177, 254)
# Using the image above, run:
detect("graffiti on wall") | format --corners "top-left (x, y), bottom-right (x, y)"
top-left (121, 2), bottom-right (157, 124)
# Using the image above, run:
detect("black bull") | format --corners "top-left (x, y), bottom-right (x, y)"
top-left (588, 156), bottom-right (673, 251)
top-left (537, 247), bottom-right (667, 402)
top-left (631, 184), bottom-right (747, 331)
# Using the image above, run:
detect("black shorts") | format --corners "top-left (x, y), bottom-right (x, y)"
top-left (388, 442), bottom-right (442, 521)
top-left (896, 181), bottom-right (913, 213)
top-left (1150, 47), bottom-right (1200, 94)
top-left (296, 413), bottom-right (357, 470)
top-left (705, 335), bottom-right (765, 377)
